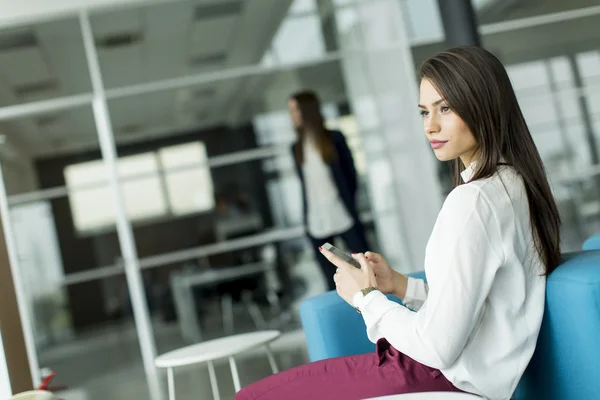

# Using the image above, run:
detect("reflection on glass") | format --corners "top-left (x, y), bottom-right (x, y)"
top-left (11, 202), bottom-right (72, 346)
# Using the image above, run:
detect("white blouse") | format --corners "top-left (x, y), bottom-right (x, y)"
top-left (302, 140), bottom-right (354, 238)
top-left (357, 164), bottom-right (546, 400)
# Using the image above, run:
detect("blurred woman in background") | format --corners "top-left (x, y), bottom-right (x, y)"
top-left (288, 90), bottom-right (369, 291)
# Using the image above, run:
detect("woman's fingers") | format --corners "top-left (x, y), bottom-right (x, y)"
top-left (364, 251), bottom-right (381, 262)
top-left (352, 253), bottom-right (371, 273)
top-left (320, 247), bottom-right (353, 272)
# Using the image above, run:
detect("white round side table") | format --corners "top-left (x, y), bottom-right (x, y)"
top-left (10, 391), bottom-right (56, 400)
top-left (366, 392), bottom-right (481, 400)
top-left (155, 330), bottom-right (281, 400)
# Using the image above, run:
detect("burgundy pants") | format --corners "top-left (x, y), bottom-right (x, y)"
top-left (235, 339), bottom-right (464, 400)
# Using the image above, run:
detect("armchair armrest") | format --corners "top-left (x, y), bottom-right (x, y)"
top-left (299, 270), bottom-right (426, 362)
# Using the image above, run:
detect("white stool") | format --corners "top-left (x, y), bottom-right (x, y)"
top-left (155, 330), bottom-right (281, 400)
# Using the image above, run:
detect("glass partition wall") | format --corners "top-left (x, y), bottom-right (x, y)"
top-left (1, 0), bottom-right (600, 399)
top-left (0, 1), bottom-right (439, 398)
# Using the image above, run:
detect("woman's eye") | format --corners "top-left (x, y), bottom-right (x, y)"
top-left (440, 106), bottom-right (450, 113)
top-left (419, 110), bottom-right (428, 117)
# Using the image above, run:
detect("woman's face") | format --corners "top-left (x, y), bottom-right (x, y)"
top-left (418, 79), bottom-right (478, 167)
top-left (288, 98), bottom-right (303, 129)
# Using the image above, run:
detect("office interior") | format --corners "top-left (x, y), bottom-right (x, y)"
top-left (0, 0), bottom-right (599, 398)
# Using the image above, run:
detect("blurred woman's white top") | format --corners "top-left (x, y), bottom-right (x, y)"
top-left (302, 139), bottom-right (353, 238)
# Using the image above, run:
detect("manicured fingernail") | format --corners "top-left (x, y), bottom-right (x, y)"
top-left (318, 246), bottom-right (323, 251)
top-left (352, 252), bottom-right (356, 255)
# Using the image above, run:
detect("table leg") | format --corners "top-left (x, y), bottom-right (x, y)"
top-left (172, 279), bottom-right (202, 342)
top-left (207, 360), bottom-right (220, 400)
top-left (265, 345), bottom-right (279, 374)
top-left (228, 356), bottom-right (242, 392)
top-left (222, 294), bottom-right (234, 334)
top-left (167, 368), bottom-right (176, 400)
top-left (242, 290), bottom-right (267, 329)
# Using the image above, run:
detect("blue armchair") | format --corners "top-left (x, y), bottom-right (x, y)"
top-left (583, 234), bottom-right (600, 250)
top-left (299, 252), bottom-right (600, 400)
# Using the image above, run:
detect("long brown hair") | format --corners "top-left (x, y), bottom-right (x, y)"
top-left (419, 46), bottom-right (561, 275)
top-left (290, 90), bottom-right (336, 165)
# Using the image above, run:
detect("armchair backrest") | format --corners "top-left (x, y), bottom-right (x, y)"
top-left (515, 250), bottom-right (600, 400)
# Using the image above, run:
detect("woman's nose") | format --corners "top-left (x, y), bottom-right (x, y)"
top-left (425, 114), bottom-right (440, 135)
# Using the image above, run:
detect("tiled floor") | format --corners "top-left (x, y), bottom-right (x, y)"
top-left (38, 256), bottom-right (328, 400)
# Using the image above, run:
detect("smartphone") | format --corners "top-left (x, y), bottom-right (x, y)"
top-left (322, 242), bottom-right (361, 269)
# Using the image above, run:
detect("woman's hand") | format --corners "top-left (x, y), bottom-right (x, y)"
top-left (364, 252), bottom-right (407, 298)
top-left (319, 248), bottom-right (377, 305)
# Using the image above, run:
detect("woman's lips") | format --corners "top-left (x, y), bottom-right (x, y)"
top-left (430, 140), bottom-right (448, 149)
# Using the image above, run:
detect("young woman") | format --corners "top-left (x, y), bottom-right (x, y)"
top-left (236, 47), bottom-right (561, 400)
top-left (288, 90), bottom-right (369, 291)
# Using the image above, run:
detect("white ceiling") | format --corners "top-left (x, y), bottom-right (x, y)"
top-left (0, 0), bottom-right (350, 159)
top-left (2, 0), bottom-right (598, 161)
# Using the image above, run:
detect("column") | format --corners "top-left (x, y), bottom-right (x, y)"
top-left (437, 0), bottom-right (481, 47)
top-left (336, 0), bottom-right (443, 272)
